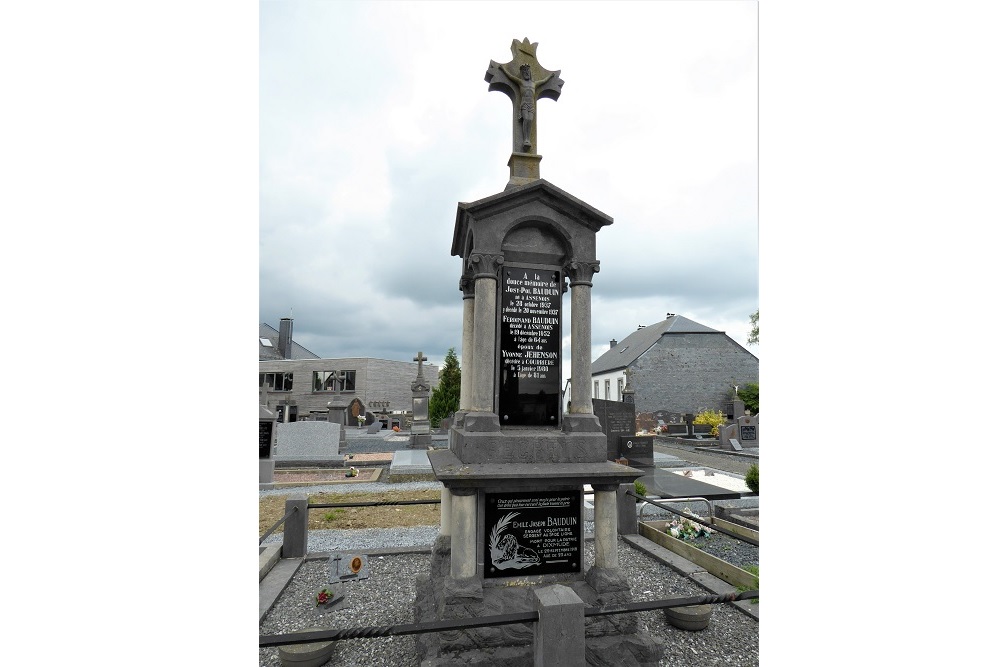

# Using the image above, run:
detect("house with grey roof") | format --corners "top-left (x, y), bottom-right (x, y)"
top-left (590, 313), bottom-right (758, 416)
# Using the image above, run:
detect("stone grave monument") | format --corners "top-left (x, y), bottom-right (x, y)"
top-left (274, 421), bottom-right (343, 467)
top-left (409, 350), bottom-right (433, 449)
top-left (416, 38), bottom-right (663, 666)
top-left (324, 370), bottom-right (349, 448)
top-left (621, 367), bottom-right (635, 405)
top-left (259, 384), bottom-right (276, 485)
top-left (592, 397), bottom-right (637, 462)
top-left (347, 397), bottom-right (366, 429)
top-left (719, 412), bottom-right (759, 451)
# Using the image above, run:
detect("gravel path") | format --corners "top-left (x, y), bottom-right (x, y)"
top-left (260, 439), bottom-right (759, 666)
top-left (259, 536), bottom-right (758, 667)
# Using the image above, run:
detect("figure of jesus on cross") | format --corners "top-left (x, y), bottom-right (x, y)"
top-left (485, 38), bottom-right (564, 154)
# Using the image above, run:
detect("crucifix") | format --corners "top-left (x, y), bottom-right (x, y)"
top-left (485, 38), bottom-right (564, 154)
top-left (331, 369), bottom-right (346, 392)
top-left (414, 351), bottom-right (428, 379)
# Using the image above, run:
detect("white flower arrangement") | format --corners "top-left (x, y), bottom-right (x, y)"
top-left (666, 513), bottom-right (714, 541)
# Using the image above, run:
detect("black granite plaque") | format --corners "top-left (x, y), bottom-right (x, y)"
top-left (484, 489), bottom-right (581, 578)
top-left (740, 425), bottom-right (757, 441)
top-left (259, 421), bottom-right (273, 459)
top-left (619, 435), bottom-right (654, 467)
top-left (593, 398), bottom-right (636, 461)
top-left (498, 267), bottom-right (561, 426)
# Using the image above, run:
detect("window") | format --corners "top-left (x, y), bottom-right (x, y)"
top-left (313, 370), bottom-right (357, 392)
top-left (260, 372), bottom-right (293, 391)
top-left (604, 380), bottom-right (611, 400)
top-left (593, 381), bottom-right (599, 399)
top-left (617, 377), bottom-right (624, 400)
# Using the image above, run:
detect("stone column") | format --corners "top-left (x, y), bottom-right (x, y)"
top-left (564, 261), bottom-right (602, 432)
top-left (440, 488), bottom-right (452, 537)
top-left (327, 393), bottom-right (348, 448)
top-left (450, 487), bottom-right (478, 579)
top-left (592, 484), bottom-right (619, 569)
top-left (467, 252), bottom-right (503, 421)
top-left (459, 275), bottom-right (475, 411)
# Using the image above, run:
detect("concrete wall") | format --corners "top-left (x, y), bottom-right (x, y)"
top-left (259, 357), bottom-right (440, 419)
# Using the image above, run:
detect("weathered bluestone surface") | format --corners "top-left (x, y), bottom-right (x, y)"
top-left (274, 421), bottom-right (342, 464)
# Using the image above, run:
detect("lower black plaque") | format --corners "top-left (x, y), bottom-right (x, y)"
top-left (484, 489), bottom-right (581, 578)
top-left (259, 421), bottom-right (273, 459)
top-left (740, 425), bottom-right (757, 441)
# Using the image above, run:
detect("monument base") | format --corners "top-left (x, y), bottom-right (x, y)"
top-left (413, 536), bottom-right (665, 666)
top-left (448, 425), bottom-right (608, 465)
top-left (409, 433), bottom-right (433, 449)
top-left (505, 152), bottom-right (542, 189)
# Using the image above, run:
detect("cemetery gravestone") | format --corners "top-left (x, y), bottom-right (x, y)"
top-left (618, 435), bottom-right (654, 468)
top-left (410, 351), bottom-right (432, 449)
top-left (738, 413), bottom-right (759, 447)
top-left (593, 397), bottom-right (637, 461)
top-left (259, 404), bottom-right (276, 485)
top-left (347, 398), bottom-right (366, 428)
top-left (273, 422), bottom-right (343, 467)
top-left (417, 38), bottom-right (663, 667)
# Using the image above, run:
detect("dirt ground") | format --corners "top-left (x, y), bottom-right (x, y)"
top-left (259, 486), bottom-right (441, 536)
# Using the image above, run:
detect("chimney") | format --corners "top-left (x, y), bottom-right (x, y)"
top-left (610, 339), bottom-right (617, 348)
top-left (278, 318), bottom-right (293, 359)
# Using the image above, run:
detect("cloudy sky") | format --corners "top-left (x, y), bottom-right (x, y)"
top-left (260, 1), bottom-right (759, 372)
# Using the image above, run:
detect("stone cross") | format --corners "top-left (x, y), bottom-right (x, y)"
top-left (485, 38), bottom-right (564, 154)
top-left (259, 382), bottom-right (269, 408)
top-left (331, 369), bottom-right (346, 392)
top-left (624, 368), bottom-right (634, 390)
top-left (414, 351), bottom-right (428, 379)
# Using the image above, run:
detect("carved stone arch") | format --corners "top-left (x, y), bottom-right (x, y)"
top-left (500, 218), bottom-right (570, 267)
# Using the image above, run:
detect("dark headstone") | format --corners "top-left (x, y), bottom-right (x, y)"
top-left (259, 421), bottom-right (273, 459)
top-left (498, 268), bottom-right (562, 426)
top-left (593, 398), bottom-right (636, 461)
top-left (618, 435), bottom-right (654, 468)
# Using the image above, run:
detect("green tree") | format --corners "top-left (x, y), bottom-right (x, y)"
top-left (747, 309), bottom-right (759, 346)
top-left (429, 347), bottom-right (461, 428)
top-left (737, 382), bottom-right (759, 415)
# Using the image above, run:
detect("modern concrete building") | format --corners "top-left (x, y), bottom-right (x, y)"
top-left (259, 319), bottom-right (439, 423)
top-left (590, 313), bottom-right (758, 415)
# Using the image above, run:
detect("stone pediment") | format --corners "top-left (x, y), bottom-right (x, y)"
top-left (451, 179), bottom-right (613, 263)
